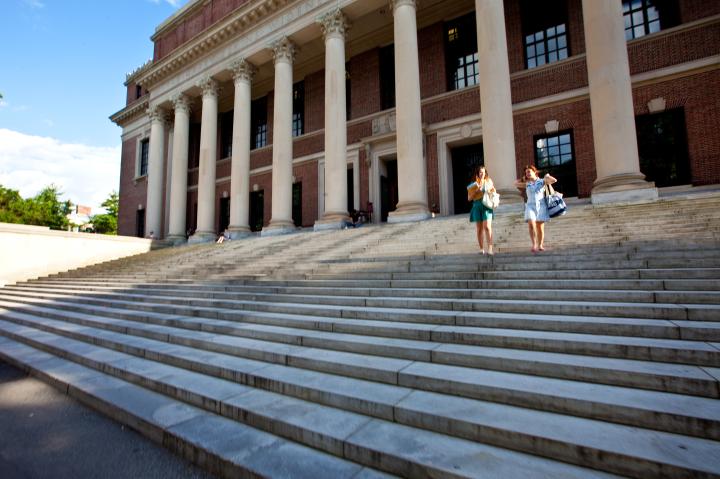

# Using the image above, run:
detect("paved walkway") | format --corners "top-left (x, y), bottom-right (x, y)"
top-left (0, 360), bottom-right (217, 479)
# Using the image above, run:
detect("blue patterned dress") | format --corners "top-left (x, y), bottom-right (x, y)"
top-left (524, 178), bottom-right (549, 222)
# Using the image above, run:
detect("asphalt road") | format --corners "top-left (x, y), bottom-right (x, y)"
top-left (0, 360), bottom-right (217, 479)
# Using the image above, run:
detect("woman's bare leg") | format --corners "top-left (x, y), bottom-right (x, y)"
top-left (476, 222), bottom-right (485, 253)
top-left (483, 219), bottom-right (494, 254)
top-left (536, 222), bottom-right (545, 251)
top-left (527, 221), bottom-right (537, 251)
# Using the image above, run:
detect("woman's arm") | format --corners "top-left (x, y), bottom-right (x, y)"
top-left (543, 173), bottom-right (557, 185)
top-left (513, 179), bottom-right (525, 189)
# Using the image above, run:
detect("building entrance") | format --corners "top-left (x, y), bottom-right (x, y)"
top-left (451, 143), bottom-right (484, 215)
top-left (292, 183), bottom-right (302, 227)
top-left (380, 158), bottom-right (398, 222)
top-left (219, 197), bottom-right (230, 233)
top-left (249, 190), bottom-right (264, 232)
top-left (636, 108), bottom-right (691, 187)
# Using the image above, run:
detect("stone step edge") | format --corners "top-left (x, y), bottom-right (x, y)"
top-left (2, 291), bottom-right (718, 369)
top-left (2, 331), bottom-right (717, 479)
top-left (0, 336), bottom-right (388, 479)
top-left (1, 310), bottom-right (718, 442)
top-left (1, 295), bottom-right (717, 398)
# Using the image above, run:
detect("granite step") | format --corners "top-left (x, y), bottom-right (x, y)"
top-left (2, 310), bottom-right (719, 441)
top-left (0, 297), bottom-right (716, 397)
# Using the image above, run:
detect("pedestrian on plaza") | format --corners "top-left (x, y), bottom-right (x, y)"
top-left (467, 165), bottom-right (496, 255)
top-left (514, 165), bottom-right (557, 253)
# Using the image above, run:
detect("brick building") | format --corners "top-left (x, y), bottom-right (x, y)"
top-left (110, 0), bottom-right (720, 240)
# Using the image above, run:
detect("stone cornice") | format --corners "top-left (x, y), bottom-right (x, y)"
top-left (109, 98), bottom-right (150, 126)
top-left (137, 0), bottom-right (293, 90)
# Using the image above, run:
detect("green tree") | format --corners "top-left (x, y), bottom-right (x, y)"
top-left (92, 191), bottom-right (119, 235)
top-left (0, 184), bottom-right (70, 230)
top-left (0, 185), bottom-right (26, 224)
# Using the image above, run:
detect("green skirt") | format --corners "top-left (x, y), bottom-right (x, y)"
top-left (470, 200), bottom-right (493, 222)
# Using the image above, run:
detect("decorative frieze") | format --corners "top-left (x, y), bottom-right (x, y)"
top-left (318, 9), bottom-right (349, 40)
top-left (230, 58), bottom-right (257, 83)
top-left (270, 36), bottom-right (297, 64)
top-left (197, 77), bottom-right (220, 98)
top-left (172, 94), bottom-right (192, 115)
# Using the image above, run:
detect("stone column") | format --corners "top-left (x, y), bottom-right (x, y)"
top-left (227, 59), bottom-right (255, 239)
top-left (262, 37), bottom-right (297, 236)
top-left (315, 9), bottom-right (351, 231)
top-left (474, 0), bottom-right (520, 203)
top-left (167, 94), bottom-right (192, 244)
top-left (145, 106), bottom-right (168, 239)
top-left (388, 0), bottom-right (430, 223)
top-left (190, 77), bottom-right (220, 243)
top-left (583, 0), bottom-right (657, 204)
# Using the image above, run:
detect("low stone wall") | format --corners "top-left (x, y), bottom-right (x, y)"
top-left (0, 223), bottom-right (154, 286)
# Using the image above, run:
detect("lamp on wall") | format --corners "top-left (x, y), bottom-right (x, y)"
top-left (253, 184), bottom-right (259, 192)
top-left (222, 190), bottom-right (228, 198)
top-left (137, 204), bottom-right (144, 210)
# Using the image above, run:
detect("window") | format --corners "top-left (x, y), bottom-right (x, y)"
top-left (135, 85), bottom-right (143, 100)
top-left (139, 138), bottom-right (149, 177)
top-left (445, 13), bottom-right (479, 90)
top-left (220, 110), bottom-right (233, 158)
top-left (379, 44), bottom-right (395, 110)
top-left (521, 0), bottom-right (569, 69)
top-left (623, 0), bottom-right (679, 41)
top-left (292, 81), bottom-right (304, 137)
top-left (535, 131), bottom-right (577, 197)
top-left (251, 96), bottom-right (268, 149)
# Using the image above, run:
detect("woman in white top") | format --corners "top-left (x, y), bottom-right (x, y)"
top-left (514, 165), bottom-right (556, 253)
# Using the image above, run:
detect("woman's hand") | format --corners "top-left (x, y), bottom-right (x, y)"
top-left (543, 173), bottom-right (557, 185)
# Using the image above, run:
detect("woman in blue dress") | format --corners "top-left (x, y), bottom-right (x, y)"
top-left (514, 165), bottom-right (557, 253)
top-left (467, 166), bottom-right (496, 255)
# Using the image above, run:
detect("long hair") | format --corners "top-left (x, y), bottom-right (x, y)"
top-left (476, 165), bottom-right (491, 184)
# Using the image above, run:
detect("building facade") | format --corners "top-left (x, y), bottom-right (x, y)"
top-left (110, 0), bottom-right (720, 240)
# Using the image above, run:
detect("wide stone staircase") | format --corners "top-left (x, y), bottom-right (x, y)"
top-left (1, 192), bottom-right (720, 478)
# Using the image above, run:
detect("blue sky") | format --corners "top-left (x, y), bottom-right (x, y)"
top-left (0, 0), bottom-right (189, 211)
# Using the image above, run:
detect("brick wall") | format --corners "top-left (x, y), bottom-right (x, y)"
top-left (293, 161), bottom-right (319, 227)
top-left (118, 136), bottom-right (147, 236)
top-left (304, 70), bottom-right (325, 134)
top-left (426, 133), bottom-right (440, 212)
top-left (632, 70), bottom-right (720, 186)
top-left (348, 49), bottom-right (381, 119)
top-left (513, 100), bottom-right (596, 197)
top-left (418, 23), bottom-right (447, 98)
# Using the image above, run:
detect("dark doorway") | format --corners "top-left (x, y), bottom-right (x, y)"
top-left (451, 143), bottom-right (484, 215)
top-left (249, 190), bottom-right (264, 232)
top-left (292, 183), bottom-right (302, 227)
top-left (347, 167), bottom-right (354, 214)
top-left (219, 197), bottom-right (230, 233)
top-left (135, 209), bottom-right (145, 238)
top-left (380, 159), bottom-right (398, 222)
top-left (635, 108), bottom-right (691, 187)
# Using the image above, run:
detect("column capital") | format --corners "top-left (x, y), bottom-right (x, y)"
top-left (390, 0), bottom-right (417, 13)
top-left (147, 105), bottom-right (169, 123)
top-left (230, 58), bottom-right (257, 84)
top-left (197, 76), bottom-right (220, 99)
top-left (171, 94), bottom-right (192, 115)
top-left (318, 9), bottom-right (350, 41)
top-left (270, 37), bottom-right (297, 64)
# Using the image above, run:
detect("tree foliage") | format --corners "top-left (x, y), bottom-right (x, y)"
top-left (0, 184), bottom-right (71, 230)
top-left (92, 191), bottom-right (119, 235)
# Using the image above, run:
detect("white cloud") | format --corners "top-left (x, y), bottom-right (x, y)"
top-left (0, 129), bottom-right (120, 213)
top-left (148, 0), bottom-right (186, 7)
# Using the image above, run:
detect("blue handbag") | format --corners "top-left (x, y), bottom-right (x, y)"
top-left (544, 184), bottom-right (567, 218)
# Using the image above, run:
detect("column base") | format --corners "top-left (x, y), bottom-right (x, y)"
top-left (591, 173), bottom-right (658, 205)
top-left (314, 212), bottom-right (351, 231)
top-left (226, 226), bottom-right (252, 239)
top-left (496, 187), bottom-right (525, 205)
top-left (188, 231), bottom-right (217, 244)
top-left (261, 220), bottom-right (296, 237)
top-left (166, 234), bottom-right (188, 246)
top-left (387, 201), bottom-right (431, 224)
